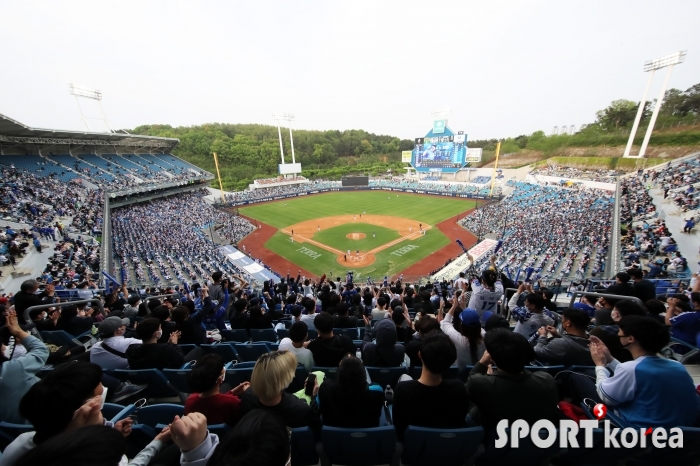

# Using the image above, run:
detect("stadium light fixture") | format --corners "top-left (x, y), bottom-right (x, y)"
top-left (643, 51), bottom-right (686, 72)
top-left (69, 84), bottom-right (102, 100)
top-left (624, 51), bottom-right (687, 158)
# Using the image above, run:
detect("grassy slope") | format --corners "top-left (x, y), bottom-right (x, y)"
top-left (240, 192), bottom-right (475, 278)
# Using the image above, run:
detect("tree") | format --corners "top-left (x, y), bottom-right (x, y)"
top-left (661, 88), bottom-right (686, 116)
top-left (680, 84), bottom-right (700, 116)
top-left (595, 99), bottom-right (638, 131)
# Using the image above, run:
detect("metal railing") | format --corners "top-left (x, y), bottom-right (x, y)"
top-left (23, 298), bottom-right (105, 326)
top-left (142, 293), bottom-right (181, 307)
top-left (568, 291), bottom-right (644, 308)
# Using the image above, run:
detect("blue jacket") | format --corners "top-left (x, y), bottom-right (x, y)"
top-left (0, 335), bottom-right (50, 424)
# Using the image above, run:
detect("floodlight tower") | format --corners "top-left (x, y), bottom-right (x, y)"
top-left (623, 51), bottom-right (686, 158)
top-left (69, 84), bottom-right (114, 133)
top-left (272, 112), bottom-right (296, 165)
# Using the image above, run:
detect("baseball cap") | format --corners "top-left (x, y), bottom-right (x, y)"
top-left (98, 316), bottom-right (130, 336)
top-left (459, 309), bottom-right (481, 325)
top-left (305, 293), bottom-right (315, 299)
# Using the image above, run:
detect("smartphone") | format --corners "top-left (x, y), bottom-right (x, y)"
top-left (304, 374), bottom-right (317, 397)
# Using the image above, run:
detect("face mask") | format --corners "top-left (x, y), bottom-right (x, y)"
top-left (155, 331), bottom-right (163, 339)
top-left (100, 386), bottom-right (108, 410)
top-left (119, 455), bottom-right (129, 466)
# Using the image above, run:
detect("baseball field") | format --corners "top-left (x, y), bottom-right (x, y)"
top-left (237, 191), bottom-right (477, 280)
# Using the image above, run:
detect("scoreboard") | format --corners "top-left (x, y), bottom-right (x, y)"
top-left (412, 129), bottom-right (467, 173)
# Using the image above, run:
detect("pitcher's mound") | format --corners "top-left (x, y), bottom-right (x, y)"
top-left (346, 233), bottom-right (366, 240)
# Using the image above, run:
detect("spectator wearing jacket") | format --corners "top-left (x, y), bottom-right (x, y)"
top-left (467, 328), bottom-right (563, 430)
top-left (534, 308), bottom-right (594, 366)
top-left (12, 280), bottom-right (55, 318)
top-left (89, 316), bottom-right (141, 371)
top-left (201, 285), bottom-right (228, 332)
top-left (307, 313), bottom-right (355, 368)
top-left (361, 316), bottom-right (405, 367)
top-left (126, 318), bottom-right (203, 370)
top-left (393, 332), bottom-right (468, 439)
top-left (319, 354), bottom-right (384, 428)
top-left (439, 297), bottom-right (485, 370)
top-left (171, 304), bottom-right (206, 346)
top-left (0, 310), bottom-right (50, 424)
top-left (332, 303), bottom-right (358, 328)
top-left (185, 354), bottom-right (249, 426)
top-left (508, 285), bottom-right (556, 339)
top-left (590, 316), bottom-right (698, 428)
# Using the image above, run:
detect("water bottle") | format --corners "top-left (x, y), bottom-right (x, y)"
top-left (355, 349), bottom-right (361, 361)
top-left (384, 385), bottom-right (394, 405)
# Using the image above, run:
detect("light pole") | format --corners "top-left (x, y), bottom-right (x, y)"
top-left (69, 83), bottom-right (115, 133)
top-left (623, 51), bottom-right (686, 158)
top-left (272, 112), bottom-right (297, 170)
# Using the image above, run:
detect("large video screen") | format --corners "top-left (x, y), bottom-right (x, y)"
top-left (342, 176), bottom-right (369, 187)
top-left (412, 133), bottom-right (467, 173)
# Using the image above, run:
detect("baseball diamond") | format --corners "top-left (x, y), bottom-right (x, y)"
top-left (237, 191), bottom-right (478, 279)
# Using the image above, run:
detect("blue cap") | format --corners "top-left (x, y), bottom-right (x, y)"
top-left (459, 309), bottom-right (480, 325)
top-left (482, 311), bottom-right (494, 322)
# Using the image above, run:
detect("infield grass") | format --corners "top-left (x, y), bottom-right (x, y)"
top-left (313, 223), bottom-right (400, 252)
top-left (240, 192), bottom-right (476, 277)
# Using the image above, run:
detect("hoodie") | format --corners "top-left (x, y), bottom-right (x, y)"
top-left (362, 319), bottom-right (405, 367)
top-left (126, 343), bottom-right (185, 371)
top-left (307, 334), bottom-right (356, 367)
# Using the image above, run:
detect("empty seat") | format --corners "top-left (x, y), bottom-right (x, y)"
top-left (401, 426), bottom-right (484, 466)
top-left (320, 425), bottom-right (397, 466)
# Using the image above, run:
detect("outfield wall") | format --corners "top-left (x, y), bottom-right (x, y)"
top-left (224, 186), bottom-right (499, 207)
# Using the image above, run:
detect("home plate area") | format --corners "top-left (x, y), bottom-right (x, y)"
top-left (281, 214), bottom-right (431, 268)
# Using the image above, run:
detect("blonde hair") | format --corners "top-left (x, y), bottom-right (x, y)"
top-left (250, 350), bottom-right (298, 401)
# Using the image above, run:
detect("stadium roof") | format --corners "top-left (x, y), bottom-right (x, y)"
top-left (0, 112), bottom-right (179, 151)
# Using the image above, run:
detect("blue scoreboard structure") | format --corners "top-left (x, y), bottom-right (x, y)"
top-left (411, 123), bottom-right (468, 173)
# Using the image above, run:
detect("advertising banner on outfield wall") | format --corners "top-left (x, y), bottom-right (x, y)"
top-left (401, 151), bottom-right (413, 163)
top-left (225, 187), bottom-right (492, 207)
top-left (431, 238), bottom-right (498, 282)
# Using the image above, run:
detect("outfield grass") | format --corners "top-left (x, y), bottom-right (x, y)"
top-left (313, 223), bottom-right (399, 252)
top-left (240, 192), bottom-right (476, 277)
top-left (239, 191), bottom-right (473, 228)
top-left (265, 227), bottom-right (449, 279)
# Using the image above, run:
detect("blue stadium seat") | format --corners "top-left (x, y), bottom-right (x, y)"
top-left (476, 428), bottom-right (561, 466)
top-left (102, 403), bottom-right (137, 423)
top-left (627, 427), bottom-right (700, 466)
top-left (250, 328), bottom-right (278, 343)
top-left (314, 366), bottom-right (339, 381)
top-left (222, 328), bottom-right (250, 343)
top-left (135, 403), bottom-right (184, 428)
top-left (276, 328), bottom-right (291, 340)
top-left (286, 365), bottom-right (309, 393)
top-left (207, 423), bottom-right (232, 438)
top-left (224, 365), bottom-right (254, 387)
top-left (555, 427), bottom-right (645, 466)
top-left (334, 328), bottom-right (358, 339)
top-left (401, 426), bottom-right (484, 465)
top-left (320, 425), bottom-right (397, 466)
top-left (201, 343), bottom-right (239, 363)
top-left (234, 343), bottom-right (271, 362)
top-left (307, 330), bottom-right (318, 340)
top-left (268, 343), bottom-right (279, 351)
top-left (291, 426), bottom-right (319, 466)
top-left (0, 422), bottom-right (33, 440)
top-left (162, 368), bottom-right (192, 403)
top-left (113, 368), bottom-right (177, 399)
top-left (40, 330), bottom-right (82, 347)
top-left (366, 366), bottom-right (407, 388)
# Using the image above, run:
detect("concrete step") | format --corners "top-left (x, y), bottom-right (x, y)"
top-left (10, 267), bottom-right (33, 279)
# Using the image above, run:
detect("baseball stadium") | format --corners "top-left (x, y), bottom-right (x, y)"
top-left (1, 2), bottom-right (700, 465)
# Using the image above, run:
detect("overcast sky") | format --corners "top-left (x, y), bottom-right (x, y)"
top-left (1, 0), bottom-right (697, 140)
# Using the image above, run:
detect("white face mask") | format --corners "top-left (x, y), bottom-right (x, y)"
top-left (155, 331), bottom-right (163, 339)
top-left (100, 386), bottom-right (108, 410)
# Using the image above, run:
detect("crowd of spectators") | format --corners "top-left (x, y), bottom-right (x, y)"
top-left (459, 181), bottom-right (613, 279)
top-left (2, 265), bottom-right (699, 465)
top-left (224, 177), bottom-right (503, 205)
top-left (111, 190), bottom-right (255, 286)
top-left (530, 166), bottom-right (623, 183)
top-left (253, 176), bottom-right (307, 185)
